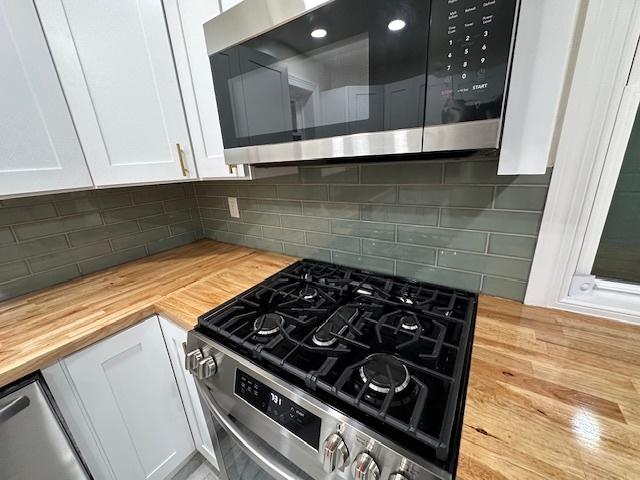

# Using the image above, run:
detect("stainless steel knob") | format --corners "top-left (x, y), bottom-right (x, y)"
top-left (185, 349), bottom-right (203, 371)
top-left (197, 356), bottom-right (217, 379)
top-left (322, 433), bottom-right (348, 473)
top-left (352, 452), bottom-right (380, 480)
top-left (388, 473), bottom-right (409, 480)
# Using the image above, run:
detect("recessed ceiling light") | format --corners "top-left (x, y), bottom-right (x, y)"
top-left (388, 19), bottom-right (406, 31)
top-left (311, 28), bottom-right (327, 39)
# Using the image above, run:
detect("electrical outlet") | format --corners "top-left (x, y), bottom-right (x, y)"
top-left (228, 197), bottom-right (240, 218)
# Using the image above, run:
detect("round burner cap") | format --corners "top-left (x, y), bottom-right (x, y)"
top-left (299, 285), bottom-right (318, 301)
top-left (400, 315), bottom-right (419, 331)
top-left (359, 353), bottom-right (410, 394)
top-left (253, 313), bottom-right (282, 336)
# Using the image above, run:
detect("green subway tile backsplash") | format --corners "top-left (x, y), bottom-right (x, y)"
top-left (0, 184), bottom-right (203, 300)
top-left (0, 158), bottom-right (551, 303)
top-left (198, 158), bottom-right (552, 302)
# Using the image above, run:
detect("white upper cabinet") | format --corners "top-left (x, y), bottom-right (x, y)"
top-left (220, 0), bottom-right (244, 12)
top-left (0, 0), bottom-right (92, 197)
top-left (36, 0), bottom-right (196, 187)
top-left (164, 0), bottom-right (248, 179)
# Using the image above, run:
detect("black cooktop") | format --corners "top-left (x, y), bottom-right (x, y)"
top-left (196, 259), bottom-right (477, 470)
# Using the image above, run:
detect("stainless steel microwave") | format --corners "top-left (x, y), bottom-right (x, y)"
top-left (204, 0), bottom-right (520, 165)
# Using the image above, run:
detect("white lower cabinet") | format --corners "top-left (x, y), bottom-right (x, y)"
top-left (159, 316), bottom-right (220, 470)
top-left (43, 317), bottom-right (195, 480)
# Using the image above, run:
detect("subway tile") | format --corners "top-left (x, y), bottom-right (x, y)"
top-left (79, 246), bottom-right (147, 274)
top-left (238, 198), bottom-right (302, 215)
top-left (240, 211), bottom-right (280, 227)
top-left (201, 219), bottom-right (228, 231)
top-left (396, 262), bottom-right (481, 291)
top-left (139, 211), bottom-right (193, 231)
top-left (1, 192), bottom-right (86, 208)
top-left (196, 196), bottom-right (227, 209)
top-left (482, 276), bottom-right (527, 301)
top-left (92, 191), bottom-right (133, 210)
top-left (441, 209), bottom-right (542, 235)
top-left (331, 220), bottom-right (395, 241)
top-left (163, 197), bottom-right (198, 212)
top-left (329, 185), bottom-right (396, 204)
top-left (332, 252), bottom-right (394, 275)
top-left (399, 185), bottom-right (493, 207)
top-left (55, 194), bottom-right (130, 215)
top-left (444, 160), bottom-right (552, 185)
top-left (361, 162), bottom-right (442, 184)
top-left (262, 227), bottom-right (305, 244)
top-left (68, 221), bottom-right (139, 246)
top-left (281, 215), bottom-right (330, 232)
top-left (170, 219), bottom-right (203, 236)
top-left (438, 250), bottom-right (531, 281)
top-left (228, 222), bottom-right (263, 236)
top-left (0, 265), bottom-right (80, 301)
top-left (14, 213), bottom-right (102, 240)
top-left (362, 239), bottom-right (436, 264)
top-left (0, 260), bottom-right (29, 283)
top-left (488, 234), bottom-right (537, 259)
top-left (300, 166), bottom-right (358, 184)
top-left (29, 241), bottom-right (112, 273)
top-left (277, 185), bottom-right (328, 201)
top-left (194, 183), bottom-right (238, 197)
top-left (102, 204), bottom-right (163, 224)
top-left (111, 227), bottom-right (171, 251)
top-left (214, 231), bottom-right (244, 244)
top-left (238, 236), bottom-right (284, 253)
top-left (236, 184), bottom-right (277, 199)
top-left (397, 225), bottom-right (487, 252)
top-left (302, 202), bottom-right (359, 219)
top-left (0, 228), bottom-right (14, 245)
top-left (147, 231), bottom-right (198, 255)
top-left (0, 204), bottom-right (57, 226)
top-left (306, 232), bottom-right (360, 253)
top-left (200, 208), bottom-right (233, 221)
top-left (0, 235), bottom-right (68, 263)
top-left (283, 243), bottom-right (331, 262)
top-left (131, 184), bottom-right (186, 204)
top-left (494, 186), bottom-right (548, 211)
top-left (360, 205), bottom-right (437, 226)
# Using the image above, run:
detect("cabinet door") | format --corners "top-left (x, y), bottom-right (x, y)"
top-left (60, 317), bottom-right (194, 480)
top-left (158, 316), bottom-right (220, 471)
top-left (0, 0), bottom-right (92, 197)
top-left (163, 0), bottom-right (248, 179)
top-left (35, 0), bottom-right (195, 186)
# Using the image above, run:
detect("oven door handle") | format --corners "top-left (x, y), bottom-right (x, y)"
top-left (195, 380), bottom-right (301, 480)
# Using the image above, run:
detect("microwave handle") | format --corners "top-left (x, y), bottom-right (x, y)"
top-left (195, 380), bottom-right (300, 480)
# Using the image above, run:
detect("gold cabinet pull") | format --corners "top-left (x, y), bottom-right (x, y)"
top-left (176, 143), bottom-right (189, 177)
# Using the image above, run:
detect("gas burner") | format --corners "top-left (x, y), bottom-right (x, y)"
top-left (299, 285), bottom-right (318, 300)
top-left (253, 313), bottom-right (282, 336)
top-left (398, 296), bottom-right (414, 305)
top-left (359, 353), bottom-right (410, 394)
top-left (400, 314), bottom-right (419, 331)
top-left (312, 305), bottom-right (357, 346)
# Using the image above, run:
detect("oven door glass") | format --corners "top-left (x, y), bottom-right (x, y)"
top-left (210, 0), bottom-right (430, 149)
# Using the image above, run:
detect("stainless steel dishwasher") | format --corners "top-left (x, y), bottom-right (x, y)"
top-left (0, 373), bottom-right (91, 480)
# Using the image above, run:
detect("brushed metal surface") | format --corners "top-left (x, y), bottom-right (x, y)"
top-left (422, 119), bottom-right (501, 152)
top-left (223, 128), bottom-right (424, 165)
top-left (204, 0), bottom-right (334, 55)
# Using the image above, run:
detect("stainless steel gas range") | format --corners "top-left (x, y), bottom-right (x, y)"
top-left (185, 260), bottom-right (477, 480)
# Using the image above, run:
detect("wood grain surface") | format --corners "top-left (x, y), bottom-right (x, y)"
top-left (1, 239), bottom-right (638, 479)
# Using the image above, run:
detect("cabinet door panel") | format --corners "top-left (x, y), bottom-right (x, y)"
top-left (62, 318), bottom-right (194, 480)
top-left (159, 316), bottom-right (219, 470)
top-left (36, 0), bottom-right (194, 186)
top-left (0, 0), bottom-right (92, 197)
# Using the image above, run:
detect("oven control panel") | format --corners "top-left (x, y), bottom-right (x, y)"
top-left (425, 0), bottom-right (518, 126)
top-left (235, 369), bottom-right (322, 450)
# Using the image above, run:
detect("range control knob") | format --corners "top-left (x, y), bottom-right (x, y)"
top-left (388, 473), bottom-right (409, 480)
top-left (322, 433), bottom-right (348, 473)
top-left (197, 356), bottom-right (217, 379)
top-left (185, 349), bottom-right (203, 371)
top-left (352, 452), bottom-right (380, 480)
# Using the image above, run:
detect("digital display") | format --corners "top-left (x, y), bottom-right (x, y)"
top-left (234, 370), bottom-right (321, 450)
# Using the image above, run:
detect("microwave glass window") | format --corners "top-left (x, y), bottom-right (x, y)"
top-left (210, 0), bottom-right (430, 149)
top-left (424, 0), bottom-right (517, 126)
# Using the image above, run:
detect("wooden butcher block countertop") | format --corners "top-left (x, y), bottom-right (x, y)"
top-left (1, 239), bottom-right (639, 479)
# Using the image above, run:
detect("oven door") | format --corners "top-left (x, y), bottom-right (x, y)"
top-left (205, 0), bottom-right (430, 165)
top-left (195, 380), bottom-right (317, 480)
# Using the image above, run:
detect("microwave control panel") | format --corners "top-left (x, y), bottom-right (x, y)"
top-left (235, 369), bottom-right (322, 450)
top-left (425, 0), bottom-right (518, 126)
